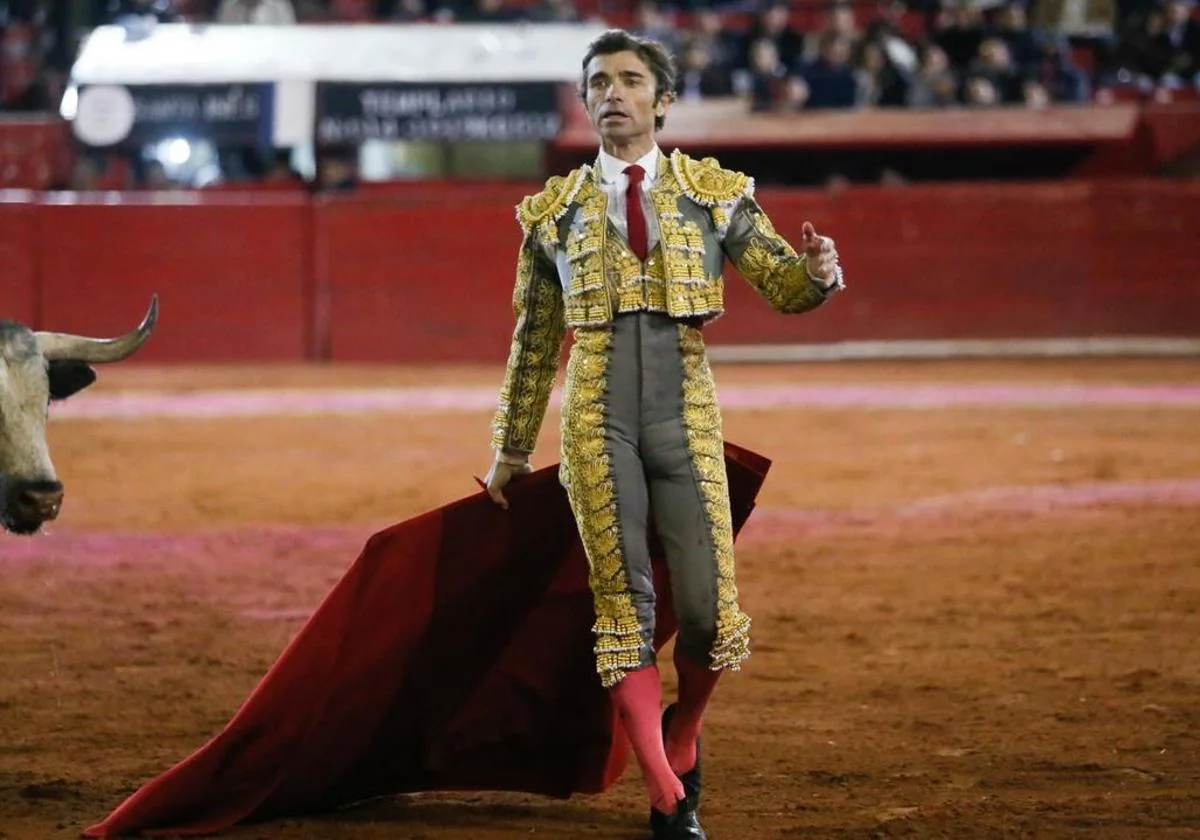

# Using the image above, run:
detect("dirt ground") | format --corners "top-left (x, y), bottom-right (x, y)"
top-left (1, 358), bottom-right (1198, 839)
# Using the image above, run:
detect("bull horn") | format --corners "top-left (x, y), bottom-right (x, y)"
top-left (36, 295), bottom-right (159, 363)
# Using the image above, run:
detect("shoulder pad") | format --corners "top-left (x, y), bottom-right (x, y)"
top-left (669, 150), bottom-right (754, 207)
top-left (515, 166), bottom-right (591, 235)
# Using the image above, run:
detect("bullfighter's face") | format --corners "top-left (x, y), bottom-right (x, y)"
top-left (584, 50), bottom-right (666, 149)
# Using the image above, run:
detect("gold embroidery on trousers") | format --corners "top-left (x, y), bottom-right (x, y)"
top-left (676, 324), bottom-right (752, 671)
top-left (559, 328), bottom-right (644, 688)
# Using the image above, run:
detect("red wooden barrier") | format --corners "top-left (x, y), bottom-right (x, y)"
top-left (35, 193), bottom-right (312, 362)
top-left (316, 189), bottom-right (527, 363)
top-left (315, 178), bottom-right (1200, 361)
top-left (13, 178), bottom-right (1200, 363)
top-left (0, 191), bottom-right (38, 326)
top-left (710, 179), bottom-right (1200, 345)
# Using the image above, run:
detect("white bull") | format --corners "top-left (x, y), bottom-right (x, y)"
top-left (0, 296), bottom-right (158, 535)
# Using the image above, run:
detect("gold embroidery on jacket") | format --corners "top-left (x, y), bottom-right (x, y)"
top-left (490, 235), bottom-right (566, 453)
top-left (651, 189), bottom-right (708, 287)
top-left (669, 149), bottom-right (754, 238)
top-left (516, 166), bottom-right (590, 242)
top-left (562, 182), bottom-right (613, 326)
top-left (607, 235), bottom-right (669, 315)
top-left (730, 199), bottom-right (827, 315)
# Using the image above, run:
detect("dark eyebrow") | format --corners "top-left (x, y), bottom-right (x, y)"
top-left (588, 68), bottom-right (647, 85)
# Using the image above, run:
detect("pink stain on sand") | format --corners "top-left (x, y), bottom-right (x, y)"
top-left (2, 480), bottom-right (1197, 579)
top-left (737, 479), bottom-right (1200, 543)
top-left (7, 381), bottom-right (1196, 599)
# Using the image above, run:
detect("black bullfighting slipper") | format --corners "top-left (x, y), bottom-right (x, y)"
top-left (662, 703), bottom-right (702, 807)
top-left (649, 796), bottom-right (707, 840)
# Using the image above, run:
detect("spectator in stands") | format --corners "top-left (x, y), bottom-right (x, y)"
top-left (963, 73), bottom-right (1000, 104)
top-left (215, 0), bottom-right (297, 24)
top-left (932, 2), bottom-right (987, 69)
top-left (781, 74), bottom-right (812, 111)
top-left (316, 146), bottom-right (358, 192)
top-left (855, 38), bottom-right (911, 105)
top-left (802, 2), bottom-right (861, 65)
top-left (632, 3), bottom-right (680, 56)
top-left (991, 1), bottom-right (1048, 67)
top-left (1022, 77), bottom-right (1053, 106)
top-left (802, 32), bottom-right (861, 108)
top-left (0, 13), bottom-right (47, 112)
top-left (737, 36), bottom-right (791, 111)
top-left (1033, 0), bottom-right (1118, 39)
top-left (863, 0), bottom-right (920, 75)
top-left (1109, 5), bottom-right (1179, 83)
top-left (1029, 38), bottom-right (1092, 101)
top-left (739, 2), bottom-right (806, 73)
top-left (678, 39), bottom-right (735, 101)
top-left (906, 42), bottom-right (961, 106)
top-left (263, 148), bottom-right (306, 186)
top-left (966, 37), bottom-right (1024, 102)
top-left (689, 10), bottom-right (741, 73)
top-left (1161, 0), bottom-right (1200, 83)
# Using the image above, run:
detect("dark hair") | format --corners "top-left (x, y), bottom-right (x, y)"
top-left (579, 29), bottom-right (677, 131)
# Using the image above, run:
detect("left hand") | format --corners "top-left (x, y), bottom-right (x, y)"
top-left (801, 221), bottom-right (840, 289)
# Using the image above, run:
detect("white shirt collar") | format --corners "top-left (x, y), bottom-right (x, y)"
top-left (598, 145), bottom-right (660, 185)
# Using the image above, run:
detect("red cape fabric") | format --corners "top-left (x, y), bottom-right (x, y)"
top-left (84, 442), bottom-right (771, 838)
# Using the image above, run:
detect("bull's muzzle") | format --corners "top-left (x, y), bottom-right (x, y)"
top-left (3, 480), bottom-right (64, 534)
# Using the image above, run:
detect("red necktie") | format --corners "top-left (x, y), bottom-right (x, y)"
top-left (624, 164), bottom-right (648, 261)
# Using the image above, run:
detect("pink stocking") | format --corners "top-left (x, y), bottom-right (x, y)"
top-left (609, 665), bottom-right (685, 814)
top-left (665, 648), bottom-right (721, 776)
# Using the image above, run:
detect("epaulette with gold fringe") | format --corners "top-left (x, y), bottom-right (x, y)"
top-left (515, 165), bottom-right (591, 236)
top-left (669, 149), bottom-right (754, 207)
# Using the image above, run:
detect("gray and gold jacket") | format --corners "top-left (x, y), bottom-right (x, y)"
top-left (491, 148), bottom-right (844, 454)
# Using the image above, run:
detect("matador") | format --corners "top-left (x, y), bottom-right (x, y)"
top-left (484, 28), bottom-right (845, 840)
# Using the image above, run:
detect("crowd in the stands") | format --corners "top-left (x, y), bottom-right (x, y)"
top-left (2, 0), bottom-right (1198, 115)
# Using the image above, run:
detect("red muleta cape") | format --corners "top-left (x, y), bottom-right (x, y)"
top-left (84, 443), bottom-right (771, 837)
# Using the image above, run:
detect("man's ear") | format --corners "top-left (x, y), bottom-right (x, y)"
top-left (47, 360), bottom-right (98, 401)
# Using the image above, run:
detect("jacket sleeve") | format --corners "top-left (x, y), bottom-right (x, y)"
top-left (490, 231), bottom-right (566, 455)
top-left (719, 195), bottom-right (843, 315)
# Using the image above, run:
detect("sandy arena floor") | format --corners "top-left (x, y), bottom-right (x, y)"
top-left (1, 358), bottom-right (1198, 839)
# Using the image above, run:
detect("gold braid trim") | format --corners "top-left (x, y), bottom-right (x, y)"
top-left (676, 324), bottom-right (752, 672)
top-left (515, 165), bottom-right (591, 241)
top-left (560, 328), bottom-right (644, 688)
top-left (489, 234), bottom-right (567, 453)
top-left (669, 149), bottom-right (754, 238)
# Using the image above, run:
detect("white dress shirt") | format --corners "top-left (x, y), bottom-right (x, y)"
top-left (596, 145), bottom-right (661, 253)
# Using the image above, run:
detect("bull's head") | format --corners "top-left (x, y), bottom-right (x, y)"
top-left (0, 296), bottom-right (158, 535)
